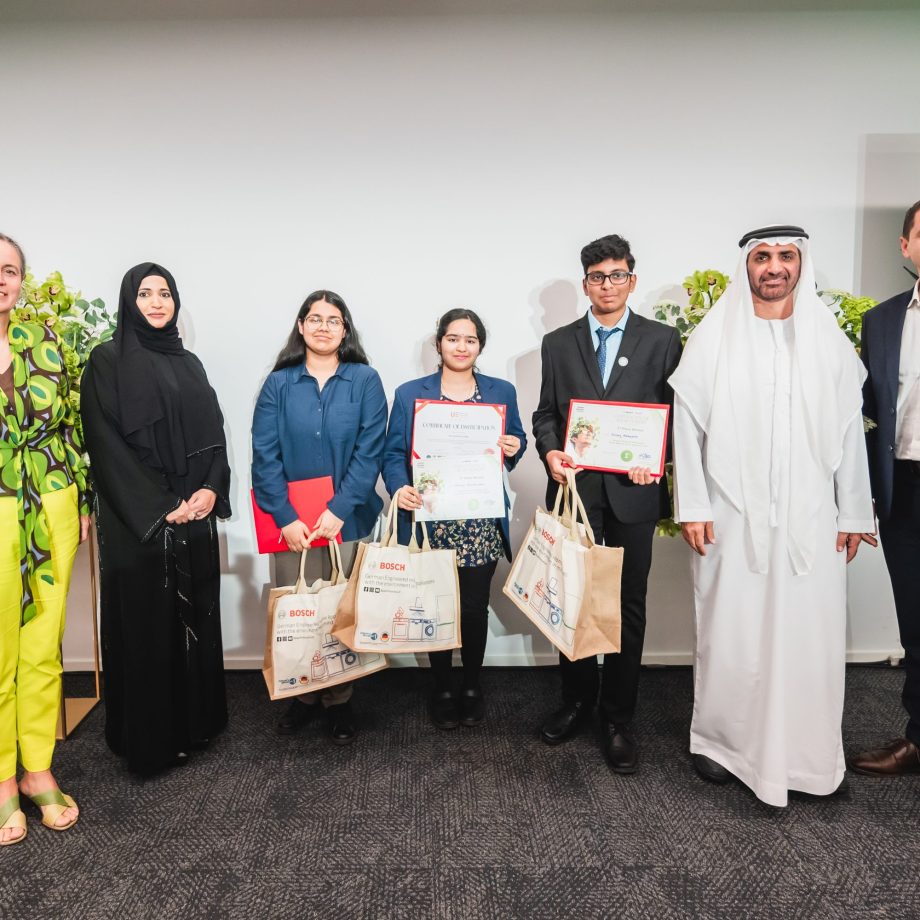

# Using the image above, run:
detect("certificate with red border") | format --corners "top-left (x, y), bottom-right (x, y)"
top-left (411, 399), bottom-right (506, 460)
top-left (565, 400), bottom-right (669, 476)
top-left (411, 400), bottom-right (507, 521)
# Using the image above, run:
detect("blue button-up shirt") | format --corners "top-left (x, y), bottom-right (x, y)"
top-left (251, 362), bottom-right (387, 542)
top-left (587, 306), bottom-right (630, 388)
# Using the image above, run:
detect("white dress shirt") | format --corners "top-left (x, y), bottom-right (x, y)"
top-left (894, 280), bottom-right (920, 460)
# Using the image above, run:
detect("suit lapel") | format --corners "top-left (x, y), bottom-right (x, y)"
top-left (573, 318), bottom-right (605, 398)
top-left (420, 373), bottom-right (440, 397)
top-left (883, 296), bottom-right (909, 409)
top-left (603, 315), bottom-right (641, 399)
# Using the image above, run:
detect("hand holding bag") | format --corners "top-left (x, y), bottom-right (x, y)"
top-left (332, 497), bottom-right (461, 653)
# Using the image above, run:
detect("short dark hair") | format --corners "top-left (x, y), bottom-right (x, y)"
top-left (435, 308), bottom-right (487, 358)
top-left (0, 233), bottom-right (26, 274)
top-left (902, 200), bottom-right (920, 240)
top-left (272, 289), bottom-right (369, 371)
top-left (580, 234), bottom-right (635, 273)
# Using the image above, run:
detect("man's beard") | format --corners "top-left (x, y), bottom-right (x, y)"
top-left (749, 270), bottom-right (800, 302)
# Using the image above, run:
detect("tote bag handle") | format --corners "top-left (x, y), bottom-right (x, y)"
top-left (564, 468), bottom-right (597, 545)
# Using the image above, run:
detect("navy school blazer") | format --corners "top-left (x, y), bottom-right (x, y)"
top-left (382, 371), bottom-right (527, 558)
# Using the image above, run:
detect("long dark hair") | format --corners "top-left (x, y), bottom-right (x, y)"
top-left (272, 290), bottom-right (369, 372)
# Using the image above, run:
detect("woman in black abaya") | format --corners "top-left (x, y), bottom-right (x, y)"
top-left (81, 263), bottom-right (231, 775)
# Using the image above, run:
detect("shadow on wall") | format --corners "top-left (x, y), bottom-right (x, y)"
top-left (856, 133), bottom-right (920, 302)
top-left (636, 284), bottom-right (688, 319)
top-left (487, 279), bottom-right (581, 658)
top-left (419, 331), bottom-right (439, 376)
top-left (218, 530), bottom-right (263, 661)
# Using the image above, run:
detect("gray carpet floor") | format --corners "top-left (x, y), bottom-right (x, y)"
top-left (2, 665), bottom-right (919, 920)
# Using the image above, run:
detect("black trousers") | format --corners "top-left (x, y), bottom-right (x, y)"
top-left (558, 495), bottom-right (655, 724)
top-left (430, 560), bottom-right (498, 691)
top-left (878, 462), bottom-right (920, 747)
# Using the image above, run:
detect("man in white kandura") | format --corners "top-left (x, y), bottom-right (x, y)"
top-left (669, 225), bottom-right (877, 807)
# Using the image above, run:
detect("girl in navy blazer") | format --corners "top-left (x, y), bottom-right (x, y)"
top-left (383, 309), bottom-right (526, 730)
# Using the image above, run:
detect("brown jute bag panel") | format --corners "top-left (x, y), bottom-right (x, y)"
top-left (562, 470), bottom-right (623, 661)
top-left (263, 585), bottom-right (292, 696)
top-left (330, 540), bottom-right (369, 650)
top-left (567, 543), bottom-right (623, 660)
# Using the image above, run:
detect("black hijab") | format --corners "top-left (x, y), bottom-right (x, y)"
top-left (114, 263), bottom-right (226, 476)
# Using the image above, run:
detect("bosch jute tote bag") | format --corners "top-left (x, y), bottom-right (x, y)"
top-left (263, 542), bottom-right (387, 700)
top-left (332, 499), bottom-right (461, 654)
top-left (503, 469), bottom-right (622, 661)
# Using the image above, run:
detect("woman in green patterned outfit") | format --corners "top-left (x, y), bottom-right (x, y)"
top-left (0, 234), bottom-right (90, 846)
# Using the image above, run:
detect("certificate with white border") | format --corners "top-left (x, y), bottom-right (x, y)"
top-left (412, 455), bottom-right (505, 521)
top-left (565, 400), bottom-right (669, 476)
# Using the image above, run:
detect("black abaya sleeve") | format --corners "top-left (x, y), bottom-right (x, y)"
top-left (81, 343), bottom-right (182, 543)
top-left (187, 352), bottom-right (232, 519)
top-left (202, 441), bottom-right (232, 520)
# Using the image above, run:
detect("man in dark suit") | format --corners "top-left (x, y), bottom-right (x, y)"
top-left (532, 234), bottom-right (681, 773)
top-left (852, 199), bottom-right (920, 777)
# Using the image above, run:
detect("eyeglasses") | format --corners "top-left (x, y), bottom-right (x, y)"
top-left (585, 271), bottom-right (633, 286)
top-left (304, 315), bottom-right (344, 329)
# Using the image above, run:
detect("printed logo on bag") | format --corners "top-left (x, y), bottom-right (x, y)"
top-left (299, 675), bottom-right (310, 684)
top-left (540, 528), bottom-right (556, 545)
top-left (288, 607), bottom-right (317, 617)
top-left (279, 678), bottom-right (297, 686)
top-left (276, 636), bottom-right (294, 643)
top-left (363, 586), bottom-right (381, 594)
top-left (379, 562), bottom-right (406, 571)
top-left (381, 632), bottom-right (390, 641)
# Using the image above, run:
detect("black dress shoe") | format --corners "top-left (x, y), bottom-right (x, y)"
top-left (601, 721), bottom-right (638, 774)
top-left (459, 688), bottom-right (485, 727)
top-left (540, 701), bottom-right (593, 746)
top-left (692, 753), bottom-right (731, 784)
top-left (277, 698), bottom-right (321, 735)
top-left (326, 702), bottom-right (357, 745)
top-left (431, 691), bottom-right (460, 730)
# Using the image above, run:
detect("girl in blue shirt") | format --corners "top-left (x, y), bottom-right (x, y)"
top-left (252, 290), bottom-right (387, 744)
top-left (384, 309), bottom-right (526, 730)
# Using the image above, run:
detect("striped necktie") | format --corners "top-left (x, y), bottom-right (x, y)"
top-left (595, 327), bottom-right (619, 380)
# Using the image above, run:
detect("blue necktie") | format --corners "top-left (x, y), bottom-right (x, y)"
top-left (595, 327), bottom-right (618, 382)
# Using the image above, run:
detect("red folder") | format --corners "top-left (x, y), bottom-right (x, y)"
top-left (250, 477), bottom-right (341, 554)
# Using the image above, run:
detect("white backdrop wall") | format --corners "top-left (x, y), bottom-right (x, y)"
top-left (3, 10), bottom-right (916, 669)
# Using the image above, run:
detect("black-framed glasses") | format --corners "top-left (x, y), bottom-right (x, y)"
top-left (585, 270), bottom-right (633, 286)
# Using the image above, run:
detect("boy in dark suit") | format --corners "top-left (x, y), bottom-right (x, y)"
top-left (532, 234), bottom-right (681, 773)
top-left (852, 199), bottom-right (920, 777)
